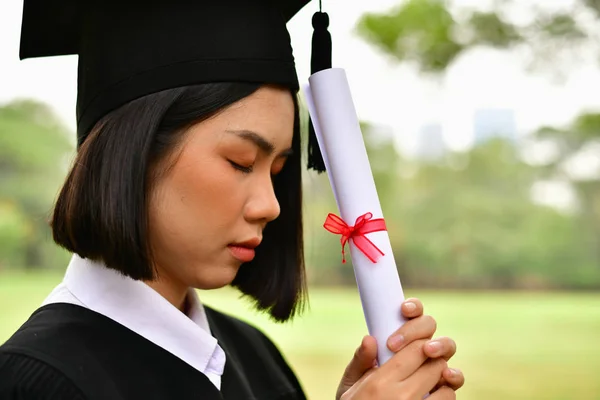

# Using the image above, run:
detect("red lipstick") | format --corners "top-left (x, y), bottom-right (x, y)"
top-left (228, 238), bottom-right (261, 263)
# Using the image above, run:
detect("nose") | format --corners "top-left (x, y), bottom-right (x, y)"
top-left (243, 176), bottom-right (281, 224)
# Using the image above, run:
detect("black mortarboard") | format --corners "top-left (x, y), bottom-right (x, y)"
top-left (19, 0), bottom-right (330, 172)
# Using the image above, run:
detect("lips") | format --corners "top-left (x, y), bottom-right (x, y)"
top-left (228, 238), bottom-right (261, 263)
top-left (228, 245), bottom-right (256, 262)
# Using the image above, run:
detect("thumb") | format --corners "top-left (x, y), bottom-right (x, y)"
top-left (340, 336), bottom-right (378, 389)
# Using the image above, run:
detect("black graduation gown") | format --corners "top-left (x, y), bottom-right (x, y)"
top-left (0, 303), bottom-right (306, 400)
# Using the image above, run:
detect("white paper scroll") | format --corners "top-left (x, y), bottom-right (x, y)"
top-left (304, 68), bottom-right (406, 365)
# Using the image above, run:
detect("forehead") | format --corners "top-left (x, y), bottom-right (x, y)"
top-left (227, 86), bottom-right (294, 120)
top-left (214, 86), bottom-right (295, 142)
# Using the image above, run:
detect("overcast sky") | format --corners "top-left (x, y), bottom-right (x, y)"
top-left (2, 0), bottom-right (600, 158)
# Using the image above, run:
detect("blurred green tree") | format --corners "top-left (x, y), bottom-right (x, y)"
top-left (0, 100), bottom-right (74, 269)
top-left (396, 139), bottom-right (595, 289)
top-left (534, 114), bottom-right (600, 275)
top-left (354, 0), bottom-right (600, 281)
top-left (356, 0), bottom-right (595, 77)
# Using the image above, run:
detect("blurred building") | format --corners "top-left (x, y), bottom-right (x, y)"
top-left (415, 122), bottom-right (447, 161)
top-left (364, 122), bottom-right (395, 144)
top-left (473, 108), bottom-right (517, 144)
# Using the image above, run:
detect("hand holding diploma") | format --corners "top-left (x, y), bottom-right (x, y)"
top-left (335, 298), bottom-right (464, 400)
top-left (303, 69), bottom-right (464, 399)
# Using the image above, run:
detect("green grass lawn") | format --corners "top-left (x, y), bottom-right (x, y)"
top-left (1, 271), bottom-right (599, 399)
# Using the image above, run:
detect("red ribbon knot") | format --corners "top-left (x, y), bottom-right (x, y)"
top-left (323, 212), bottom-right (387, 263)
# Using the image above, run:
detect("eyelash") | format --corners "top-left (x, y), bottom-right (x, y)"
top-left (229, 160), bottom-right (254, 174)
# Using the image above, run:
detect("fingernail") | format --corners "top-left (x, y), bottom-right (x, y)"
top-left (427, 340), bottom-right (442, 354)
top-left (388, 334), bottom-right (404, 351)
top-left (404, 301), bottom-right (416, 312)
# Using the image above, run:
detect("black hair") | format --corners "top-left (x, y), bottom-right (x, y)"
top-left (51, 83), bottom-right (306, 321)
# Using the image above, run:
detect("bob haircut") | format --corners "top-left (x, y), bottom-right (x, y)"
top-left (51, 83), bottom-right (306, 322)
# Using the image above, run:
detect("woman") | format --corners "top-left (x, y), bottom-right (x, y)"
top-left (0, 0), bottom-right (464, 399)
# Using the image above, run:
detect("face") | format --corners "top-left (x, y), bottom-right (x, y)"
top-left (146, 85), bottom-right (295, 300)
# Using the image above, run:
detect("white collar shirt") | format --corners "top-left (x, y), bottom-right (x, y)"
top-left (42, 255), bottom-right (226, 390)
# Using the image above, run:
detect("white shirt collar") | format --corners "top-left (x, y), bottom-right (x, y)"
top-left (45, 255), bottom-right (226, 389)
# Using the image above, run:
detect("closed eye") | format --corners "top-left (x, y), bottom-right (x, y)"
top-left (228, 160), bottom-right (253, 173)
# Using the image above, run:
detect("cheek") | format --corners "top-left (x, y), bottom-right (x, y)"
top-left (150, 156), bottom-right (245, 246)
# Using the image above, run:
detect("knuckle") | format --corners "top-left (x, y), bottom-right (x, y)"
top-left (389, 353), bottom-right (406, 371)
top-left (364, 379), bottom-right (386, 398)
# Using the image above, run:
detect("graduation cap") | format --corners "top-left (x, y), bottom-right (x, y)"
top-left (19, 0), bottom-right (330, 172)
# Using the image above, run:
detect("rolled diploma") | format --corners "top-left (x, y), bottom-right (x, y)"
top-left (304, 68), bottom-right (407, 365)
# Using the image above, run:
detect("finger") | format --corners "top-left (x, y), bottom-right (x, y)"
top-left (431, 376), bottom-right (448, 393)
top-left (423, 336), bottom-right (457, 360)
top-left (442, 368), bottom-right (464, 391)
top-left (387, 315), bottom-right (437, 352)
top-left (427, 385), bottom-right (456, 400)
top-left (339, 336), bottom-right (378, 388)
top-left (402, 358), bottom-right (448, 399)
top-left (401, 297), bottom-right (424, 319)
top-left (379, 338), bottom-right (429, 380)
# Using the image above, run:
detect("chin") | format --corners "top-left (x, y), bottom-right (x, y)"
top-left (192, 263), bottom-right (240, 290)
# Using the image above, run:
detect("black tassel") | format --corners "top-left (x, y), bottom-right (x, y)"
top-left (307, 11), bottom-right (331, 173)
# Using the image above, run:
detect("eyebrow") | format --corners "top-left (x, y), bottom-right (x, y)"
top-left (225, 129), bottom-right (293, 157)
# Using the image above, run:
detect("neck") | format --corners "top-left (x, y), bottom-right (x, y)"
top-left (143, 274), bottom-right (189, 312)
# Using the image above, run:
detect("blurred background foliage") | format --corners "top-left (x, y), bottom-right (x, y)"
top-left (4, 96), bottom-right (599, 290)
top-left (0, 100), bottom-right (73, 272)
top-left (313, 0), bottom-right (600, 290)
top-left (2, 0), bottom-right (600, 291)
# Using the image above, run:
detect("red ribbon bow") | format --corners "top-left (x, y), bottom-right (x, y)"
top-left (323, 212), bottom-right (387, 263)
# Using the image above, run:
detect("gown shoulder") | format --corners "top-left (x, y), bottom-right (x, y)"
top-left (0, 303), bottom-right (306, 400)
top-left (0, 351), bottom-right (85, 400)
